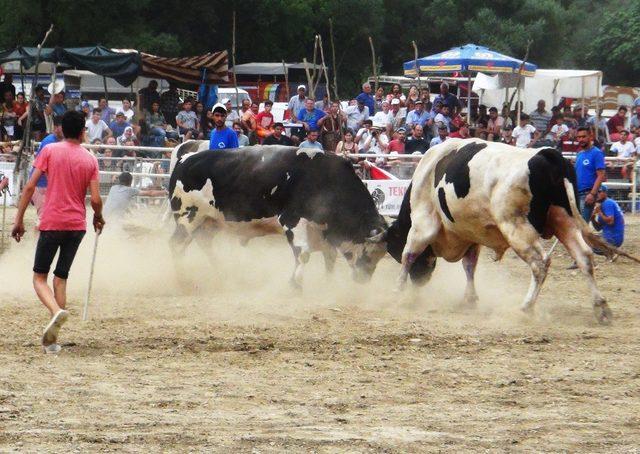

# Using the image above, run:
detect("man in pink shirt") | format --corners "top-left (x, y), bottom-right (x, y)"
top-left (12, 110), bottom-right (105, 353)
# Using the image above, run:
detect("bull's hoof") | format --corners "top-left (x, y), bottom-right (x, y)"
top-left (461, 294), bottom-right (479, 309)
top-left (594, 302), bottom-right (613, 325)
top-left (520, 303), bottom-right (535, 316)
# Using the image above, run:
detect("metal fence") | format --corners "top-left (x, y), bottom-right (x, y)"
top-left (3, 144), bottom-right (640, 215)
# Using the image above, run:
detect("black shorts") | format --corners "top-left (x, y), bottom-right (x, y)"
top-left (33, 231), bottom-right (85, 279)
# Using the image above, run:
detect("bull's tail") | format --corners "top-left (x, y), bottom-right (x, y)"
top-left (563, 178), bottom-right (640, 264)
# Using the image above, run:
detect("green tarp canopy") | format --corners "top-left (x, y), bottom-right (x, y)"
top-left (0, 46), bottom-right (141, 86)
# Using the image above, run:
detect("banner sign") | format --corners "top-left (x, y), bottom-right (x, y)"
top-left (363, 179), bottom-right (411, 216)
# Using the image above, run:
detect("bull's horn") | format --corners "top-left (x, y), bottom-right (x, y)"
top-left (366, 229), bottom-right (387, 243)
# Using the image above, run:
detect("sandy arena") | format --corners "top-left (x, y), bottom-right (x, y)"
top-left (1, 208), bottom-right (639, 452)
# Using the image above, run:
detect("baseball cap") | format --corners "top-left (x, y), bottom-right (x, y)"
top-left (415, 100), bottom-right (423, 105)
top-left (221, 97), bottom-right (230, 104)
top-left (391, 98), bottom-right (400, 105)
top-left (116, 111), bottom-right (125, 117)
top-left (598, 184), bottom-right (608, 192)
top-left (437, 124), bottom-right (448, 130)
top-left (397, 127), bottom-right (406, 133)
top-left (297, 84), bottom-right (306, 90)
top-left (211, 103), bottom-right (227, 114)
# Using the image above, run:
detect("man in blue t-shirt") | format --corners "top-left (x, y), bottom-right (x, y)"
top-left (574, 126), bottom-right (606, 221)
top-left (355, 82), bottom-right (375, 115)
top-left (297, 98), bottom-right (326, 132)
top-left (30, 116), bottom-right (64, 219)
top-left (209, 103), bottom-right (239, 150)
top-left (591, 185), bottom-right (624, 252)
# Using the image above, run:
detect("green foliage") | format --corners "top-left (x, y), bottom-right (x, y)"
top-left (0, 0), bottom-right (635, 93)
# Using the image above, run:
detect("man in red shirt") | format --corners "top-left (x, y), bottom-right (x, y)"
top-left (450, 122), bottom-right (471, 139)
top-left (387, 127), bottom-right (406, 153)
top-left (255, 100), bottom-right (275, 140)
top-left (12, 110), bottom-right (105, 353)
top-left (607, 106), bottom-right (628, 142)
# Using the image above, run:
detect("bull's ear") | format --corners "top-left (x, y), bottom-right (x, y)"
top-left (366, 229), bottom-right (387, 243)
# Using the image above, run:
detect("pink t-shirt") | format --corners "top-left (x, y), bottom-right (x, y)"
top-left (33, 141), bottom-right (99, 231)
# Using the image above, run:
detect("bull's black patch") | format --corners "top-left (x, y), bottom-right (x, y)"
top-left (343, 251), bottom-right (353, 260)
top-left (433, 142), bottom-right (486, 198)
top-left (527, 148), bottom-right (574, 234)
top-left (170, 196), bottom-right (182, 211)
top-left (185, 205), bottom-right (199, 222)
top-left (438, 187), bottom-right (454, 222)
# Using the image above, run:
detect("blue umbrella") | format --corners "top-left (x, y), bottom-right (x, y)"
top-left (404, 44), bottom-right (537, 116)
top-left (404, 43), bottom-right (537, 77)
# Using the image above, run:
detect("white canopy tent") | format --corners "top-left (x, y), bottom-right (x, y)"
top-left (474, 69), bottom-right (603, 113)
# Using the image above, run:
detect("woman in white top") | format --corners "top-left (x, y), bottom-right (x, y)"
top-left (116, 98), bottom-right (136, 122)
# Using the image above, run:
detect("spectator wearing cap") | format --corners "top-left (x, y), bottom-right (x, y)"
top-left (344, 98), bottom-right (370, 133)
top-left (255, 100), bottom-right (275, 140)
top-left (109, 111), bottom-right (132, 138)
top-left (317, 100), bottom-right (345, 152)
top-left (138, 80), bottom-right (160, 113)
top-left (388, 98), bottom-right (406, 132)
top-left (263, 122), bottom-right (293, 146)
top-left (288, 85), bottom-right (307, 120)
top-left (405, 100), bottom-right (430, 130)
top-left (222, 98), bottom-right (239, 128)
top-left (431, 82), bottom-right (460, 115)
top-left (430, 124), bottom-right (449, 148)
top-left (387, 127), bottom-right (406, 153)
top-left (209, 103), bottom-right (238, 150)
top-left (591, 184), bottom-right (625, 251)
top-left (356, 82), bottom-right (375, 115)
top-left (297, 98), bottom-right (326, 133)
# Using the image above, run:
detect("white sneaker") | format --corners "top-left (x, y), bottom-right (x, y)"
top-left (42, 310), bottom-right (69, 346)
top-left (43, 343), bottom-right (62, 354)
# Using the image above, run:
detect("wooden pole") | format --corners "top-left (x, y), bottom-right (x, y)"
top-left (14, 24), bottom-right (53, 182)
top-left (282, 60), bottom-right (290, 102)
top-left (303, 57), bottom-right (313, 95)
top-left (318, 35), bottom-right (331, 103)
top-left (19, 61), bottom-right (25, 94)
top-left (329, 19), bottom-right (339, 100)
top-left (102, 76), bottom-right (109, 103)
top-left (368, 36), bottom-right (378, 92)
top-left (311, 35), bottom-right (320, 96)
top-left (412, 41), bottom-right (421, 91)
top-left (232, 10), bottom-right (240, 116)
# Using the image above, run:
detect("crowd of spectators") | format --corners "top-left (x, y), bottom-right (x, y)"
top-left (1, 72), bottom-right (639, 178)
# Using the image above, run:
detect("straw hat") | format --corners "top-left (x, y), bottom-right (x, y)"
top-left (47, 80), bottom-right (66, 95)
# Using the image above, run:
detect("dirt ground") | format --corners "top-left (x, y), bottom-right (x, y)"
top-left (1, 208), bottom-right (640, 453)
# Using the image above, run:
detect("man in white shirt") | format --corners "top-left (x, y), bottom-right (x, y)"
top-left (611, 130), bottom-right (636, 181)
top-left (288, 85), bottom-right (307, 120)
top-left (511, 114), bottom-right (537, 148)
top-left (372, 100), bottom-right (393, 132)
top-left (433, 105), bottom-right (452, 132)
top-left (388, 98), bottom-right (406, 133)
top-left (345, 99), bottom-right (370, 133)
top-left (85, 108), bottom-right (112, 143)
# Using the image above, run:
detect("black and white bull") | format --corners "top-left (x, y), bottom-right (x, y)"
top-left (168, 141), bottom-right (388, 287)
top-left (386, 138), bottom-right (638, 323)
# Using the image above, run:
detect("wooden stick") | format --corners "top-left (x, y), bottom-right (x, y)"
top-left (412, 41), bottom-right (421, 91)
top-left (14, 24), bottom-right (53, 182)
top-left (82, 231), bottom-right (101, 321)
top-left (282, 60), bottom-right (289, 102)
top-left (329, 19), bottom-right (339, 100)
top-left (303, 57), bottom-right (313, 94)
top-left (310, 35), bottom-right (320, 96)
top-left (232, 10), bottom-right (240, 116)
top-left (368, 37), bottom-right (378, 92)
top-left (317, 35), bottom-right (331, 103)
top-left (1, 190), bottom-right (6, 250)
